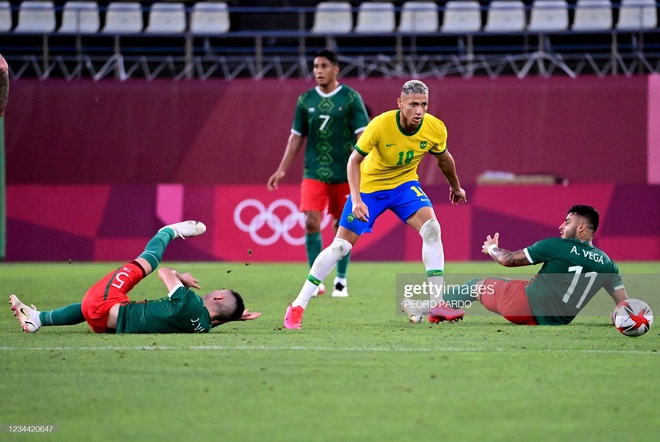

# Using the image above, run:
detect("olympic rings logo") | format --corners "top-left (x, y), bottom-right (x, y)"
top-left (233, 198), bottom-right (332, 246)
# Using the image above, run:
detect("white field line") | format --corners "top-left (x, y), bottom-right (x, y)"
top-left (0, 345), bottom-right (657, 355)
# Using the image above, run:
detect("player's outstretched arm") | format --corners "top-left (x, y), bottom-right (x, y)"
top-left (435, 151), bottom-right (466, 204)
top-left (267, 133), bottom-right (305, 190)
top-left (482, 233), bottom-right (531, 267)
top-left (158, 267), bottom-right (201, 292)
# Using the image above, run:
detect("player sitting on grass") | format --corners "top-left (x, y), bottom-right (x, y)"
top-left (10, 221), bottom-right (260, 334)
top-left (442, 205), bottom-right (629, 325)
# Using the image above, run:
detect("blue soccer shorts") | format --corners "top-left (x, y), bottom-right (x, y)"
top-left (339, 180), bottom-right (433, 235)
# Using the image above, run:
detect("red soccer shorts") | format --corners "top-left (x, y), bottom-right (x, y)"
top-left (300, 178), bottom-right (350, 220)
top-left (80, 261), bottom-right (146, 333)
top-left (478, 278), bottom-right (539, 326)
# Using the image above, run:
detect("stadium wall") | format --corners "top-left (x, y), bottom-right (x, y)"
top-left (4, 76), bottom-right (652, 185)
top-left (5, 183), bottom-right (660, 262)
top-left (5, 76), bottom-right (659, 262)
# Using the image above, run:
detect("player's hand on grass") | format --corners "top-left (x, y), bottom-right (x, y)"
top-left (238, 309), bottom-right (261, 321)
top-left (482, 233), bottom-right (500, 255)
top-left (449, 187), bottom-right (467, 205)
top-left (178, 272), bottom-right (201, 289)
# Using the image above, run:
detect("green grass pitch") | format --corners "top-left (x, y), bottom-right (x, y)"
top-left (1, 261), bottom-right (658, 441)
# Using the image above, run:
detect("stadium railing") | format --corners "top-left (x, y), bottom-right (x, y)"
top-left (0, 1), bottom-right (659, 80)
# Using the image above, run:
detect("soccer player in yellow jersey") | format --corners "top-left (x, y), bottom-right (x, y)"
top-left (285, 80), bottom-right (467, 329)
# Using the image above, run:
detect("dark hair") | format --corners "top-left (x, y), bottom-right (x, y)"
top-left (228, 290), bottom-right (245, 321)
top-left (568, 205), bottom-right (599, 232)
top-left (314, 49), bottom-right (339, 66)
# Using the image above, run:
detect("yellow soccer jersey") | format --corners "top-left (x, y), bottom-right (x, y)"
top-left (355, 110), bottom-right (447, 193)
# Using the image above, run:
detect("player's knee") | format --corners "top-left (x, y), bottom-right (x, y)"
top-left (419, 219), bottom-right (441, 242)
top-left (330, 238), bottom-right (352, 259)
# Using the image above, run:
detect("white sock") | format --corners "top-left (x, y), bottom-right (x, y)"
top-left (419, 219), bottom-right (445, 305)
top-left (292, 238), bottom-right (352, 308)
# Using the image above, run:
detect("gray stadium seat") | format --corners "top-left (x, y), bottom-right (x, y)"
top-left (102, 2), bottom-right (143, 34)
top-left (190, 2), bottom-right (230, 35)
top-left (59, 1), bottom-right (100, 34)
top-left (354, 2), bottom-right (396, 34)
top-left (311, 1), bottom-right (353, 34)
top-left (145, 2), bottom-right (186, 34)
top-left (441, 1), bottom-right (482, 33)
top-left (14, 1), bottom-right (56, 33)
top-left (398, 2), bottom-right (439, 33)
top-left (616, 0), bottom-right (657, 30)
top-left (528, 0), bottom-right (569, 32)
top-left (484, 0), bottom-right (526, 32)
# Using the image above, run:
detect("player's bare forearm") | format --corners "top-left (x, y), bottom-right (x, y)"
top-left (435, 151), bottom-right (467, 204)
top-left (609, 288), bottom-right (628, 305)
top-left (158, 267), bottom-right (201, 291)
top-left (347, 149), bottom-right (368, 221)
top-left (0, 54), bottom-right (8, 117)
top-left (482, 233), bottom-right (530, 267)
top-left (268, 133), bottom-right (304, 190)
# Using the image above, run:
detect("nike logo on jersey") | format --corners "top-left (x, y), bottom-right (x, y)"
top-left (385, 143), bottom-right (396, 147)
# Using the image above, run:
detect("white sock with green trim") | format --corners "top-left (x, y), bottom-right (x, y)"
top-left (292, 238), bottom-right (352, 309)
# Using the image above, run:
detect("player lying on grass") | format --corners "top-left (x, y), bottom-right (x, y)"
top-left (10, 221), bottom-right (260, 334)
top-left (284, 79), bottom-right (468, 329)
top-left (440, 205), bottom-right (628, 325)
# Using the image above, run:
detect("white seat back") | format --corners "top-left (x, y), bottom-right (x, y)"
top-left (145, 2), bottom-right (186, 34)
top-left (14, 1), bottom-right (56, 33)
top-left (528, 0), bottom-right (569, 32)
top-left (354, 2), bottom-right (395, 34)
top-left (102, 2), bottom-right (143, 34)
top-left (311, 1), bottom-right (352, 34)
top-left (441, 1), bottom-right (482, 33)
top-left (398, 2), bottom-right (438, 33)
top-left (484, 0), bottom-right (526, 32)
top-left (191, 2), bottom-right (230, 35)
top-left (617, 0), bottom-right (657, 30)
top-left (572, 0), bottom-right (613, 31)
top-left (0, 1), bottom-right (12, 32)
top-left (59, 1), bottom-right (100, 34)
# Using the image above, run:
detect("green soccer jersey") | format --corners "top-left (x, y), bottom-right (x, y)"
top-left (524, 238), bottom-right (624, 325)
top-left (116, 286), bottom-right (212, 334)
top-left (292, 85), bottom-right (369, 183)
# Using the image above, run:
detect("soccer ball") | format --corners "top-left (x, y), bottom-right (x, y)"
top-left (409, 314), bottom-right (424, 324)
top-left (613, 298), bottom-right (653, 337)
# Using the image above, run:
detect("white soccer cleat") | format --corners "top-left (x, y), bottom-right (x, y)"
top-left (331, 282), bottom-right (349, 298)
top-left (9, 295), bottom-right (41, 333)
top-left (311, 282), bottom-right (326, 298)
top-left (401, 299), bottom-right (426, 324)
top-left (160, 220), bottom-right (206, 239)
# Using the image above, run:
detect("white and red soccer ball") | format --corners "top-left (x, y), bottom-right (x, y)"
top-left (613, 298), bottom-right (653, 337)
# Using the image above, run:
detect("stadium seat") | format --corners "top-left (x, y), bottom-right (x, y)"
top-left (102, 2), bottom-right (143, 34)
top-left (440, 1), bottom-right (482, 33)
top-left (528, 0), bottom-right (569, 32)
top-left (398, 2), bottom-right (438, 33)
top-left (572, 0), bottom-right (613, 31)
top-left (145, 2), bottom-right (186, 34)
top-left (311, 1), bottom-right (353, 34)
top-left (190, 2), bottom-right (230, 34)
top-left (14, 1), bottom-right (56, 33)
top-left (616, 0), bottom-right (657, 30)
top-left (354, 2), bottom-right (396, 34)
top-left (484, 0), bottom-right (526, 32)
top-left (0, 1), bottom-right (11, 32)
top-left (59, 1), bottom-right (100, 34)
